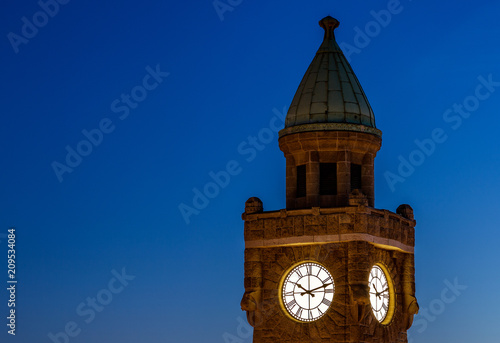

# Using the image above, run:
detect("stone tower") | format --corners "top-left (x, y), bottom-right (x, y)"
top-left (240, 16), bottom-right (419, 342)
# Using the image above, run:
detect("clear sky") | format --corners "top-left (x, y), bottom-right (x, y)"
top-left (0, 0), bottom-right (499, 342)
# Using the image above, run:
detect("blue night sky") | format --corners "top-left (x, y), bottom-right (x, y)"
top-left (1, 0), bottom-right (499, 342)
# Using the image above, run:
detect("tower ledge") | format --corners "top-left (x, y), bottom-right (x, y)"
top-left (242, 204), bottom-right (416, 253)
top-left (279, 122), bottom-right (382, 139)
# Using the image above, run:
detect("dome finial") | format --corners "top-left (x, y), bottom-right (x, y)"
top-left (319, 16), bottom-right (340, 41)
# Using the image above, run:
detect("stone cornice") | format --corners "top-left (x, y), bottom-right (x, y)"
top-left (279, 123), bottom-right (382, 139)
top-left (242, 206), bottom-right (415, 226)
top-left (243, 206), bottom-right (416, 252)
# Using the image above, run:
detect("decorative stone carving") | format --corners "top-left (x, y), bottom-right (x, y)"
top-left (245, 197), bottom-right (263, 214)
top-left (240, 289), bottom-right (262, 327)
top-left (349, 189), bottom-right (369, 206)
top-left (397, 204), bottom-right (414, 221)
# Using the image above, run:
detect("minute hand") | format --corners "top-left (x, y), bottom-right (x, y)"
top-left (309, 282), bottom-right (333, 292)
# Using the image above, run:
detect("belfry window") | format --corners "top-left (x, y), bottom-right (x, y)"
top-left (351, 164), bottom-right (362, 191)
top-left (320, 163), bottom-right (337, 195)
top-left (296, 165), bottom-right (306, 198)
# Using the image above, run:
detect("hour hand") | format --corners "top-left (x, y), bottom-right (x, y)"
top-left (297, 284), bottom-right (314, 297)
top-left (297, 283), bottom-right (308, 292)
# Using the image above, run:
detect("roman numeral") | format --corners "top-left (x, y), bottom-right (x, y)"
top-left (321, 298), bottom-right (332, 307)
top-left (287, 299), bottom-right (297, 309)
top-left (383, 293), bottom-right (389, 299)
top-left (295, 307), bottom-right (303, 318)
top-left (382, 303), bottom-right (388, 311)
top-left (295, 269), bottom-right (303, 278)
top-left (325, 288), bottom-right (334, 293)
top-left (284, 291), bottom-right (294, 297)
top-left (306, 264), bottom-right (312, 275)
top-left (322, 277), bottom-right (331, 283)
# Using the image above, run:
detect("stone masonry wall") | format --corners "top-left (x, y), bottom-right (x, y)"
top-left (242, 205), bottom-right (416, 343)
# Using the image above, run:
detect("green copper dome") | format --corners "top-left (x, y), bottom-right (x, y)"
top-left (281, 16), bottom-right (381, 138)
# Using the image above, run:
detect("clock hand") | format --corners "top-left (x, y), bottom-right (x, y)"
top-left (297, 283), bottom-right (315, 297)
top-left (377, 288), bottom-right (389, 299)
top-left (297, 284), bottom-right (308, 292)
top-left (309, 282), bottom-right (333, 293)
top-left (373, 283), bottom-right (384, 297)
top-left (300, 291), bottom-right (315, 297)
top-left (373, 283), bottom-right (383, 297)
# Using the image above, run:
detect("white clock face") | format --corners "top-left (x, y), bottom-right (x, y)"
top-left (281, 262), bottom-right (335, 322)
top-left (369, 265), bottom-right (391, 323)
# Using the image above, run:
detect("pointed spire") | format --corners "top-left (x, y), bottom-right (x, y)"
top-left (281, 16), bottom-right (381, 138)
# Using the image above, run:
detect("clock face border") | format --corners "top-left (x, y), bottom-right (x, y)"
top-left (369, 263), bottom-right (396, 325)
top-left (279, 261), bottom-right (335, 323)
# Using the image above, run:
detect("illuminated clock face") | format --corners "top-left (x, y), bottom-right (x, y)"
top-left (281, 262), bottom-right (335, 322)
top-left (369, 265), bottom-right (393, 323)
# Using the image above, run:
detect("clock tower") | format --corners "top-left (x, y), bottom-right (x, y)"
top-left (240, 16), bottom-right (419, 342)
